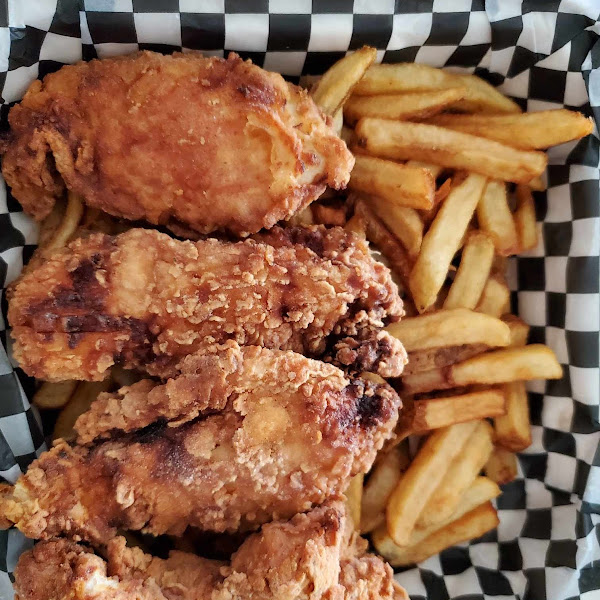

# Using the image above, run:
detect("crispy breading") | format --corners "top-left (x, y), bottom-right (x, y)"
top-left (0, 345), bottom-right (401, 542)
top-left (13, 501), bottom-right (406, 600)
top-left (1, 51), bottom-right (353, 236)
top-left (9, 226), bottom-right (406, 382)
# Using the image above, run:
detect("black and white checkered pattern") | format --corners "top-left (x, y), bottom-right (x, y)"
top-left (0, 1), bottom-right (598, 599)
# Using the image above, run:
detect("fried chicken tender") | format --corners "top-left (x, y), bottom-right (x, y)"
top-left (13, 501), bottom-right (407, 600)
top-left (1, 51), bottom-right (353, 236)
top-left (9, 226), bottom-right (406, 382)
top-left (0, 344), bottom-right (401, 542)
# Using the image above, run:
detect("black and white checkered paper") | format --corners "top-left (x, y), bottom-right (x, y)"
top-left (0, 2), bottom-right (598, 599)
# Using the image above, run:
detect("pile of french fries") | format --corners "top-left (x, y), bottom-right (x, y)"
top-left (305, 46), bottom-right (588, 566)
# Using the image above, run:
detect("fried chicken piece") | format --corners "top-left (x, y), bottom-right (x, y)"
top-left (9, 226), bottom-right (406, 382)
top-left (13, 501), bottom-right (407, 600)
top-left (1, 51), bottom-right (353, 237)
top-left (0, 345), bottom-right (401, 542)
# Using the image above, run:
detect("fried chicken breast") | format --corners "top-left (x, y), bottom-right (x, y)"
top-left (13, 501), bottom-right (408, 600)
top-left (0, 344), bottom-right (401, 542)
top-left (1, 51), bottom-right (353, 236)
top-left (8, 226), bottom-right (406, 382)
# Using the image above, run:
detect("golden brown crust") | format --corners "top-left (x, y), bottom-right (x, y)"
top-left (2, 51), bottom-right (353, 236)
top-left (9, 227), bottom-right (405, 381)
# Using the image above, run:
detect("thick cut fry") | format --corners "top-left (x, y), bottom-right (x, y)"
top-left (360, 445), bottom-right (409, 534)
top-left (349, 155), bottom-right (435, 210)
top-left (344, 473), bottom-right (364, 531)
top-left (495, 381), bottom-right (531, 451)
top-left (375, 502), bottom-right (499, 566)
top-left (354, 63), bottom-right (520, 114)
top-left (477, 180), bottom-right (519, 256)
top-left (44, 191), bottom-right (84, 252)
top-left (444, 232), bottom-right (495, 309)
top-left (408, 174), bottom-right (487, 311)
top-left (311, 46), bottom-right (377, 116)
top-left (476, 276), bottom-right (511, 318)
top-left (344, 213), bottom-right (366, 238)
top-left (417, 421), bottom-right (494, 527)
top-left (363, 194), bottom-right (423, 257)
top-left (311, 203), bottom-right (347, 226)
top-left (386, 421), bottom-right (478, 546)
top-left (503, 315), bottom-right (530, 347)
top-left (33, 380), bottom-right (78, 410)
top-left (529, 175), bottom-right (545, 191)
top-left (355, 119), bottom-right (546, 184)
top-left (344, 88), bottom-right (465, 124)
top-left (405, 160), bottom-right (444, 180)
top-left (404, 343), bottom-right (489, 375)
top-left (426, 110), bottom-right (594, 150)
top-left (485, 446), bottom-right (518, 485)
top-left (402, 345), bottom-right (563, 395)
top-left (400, 389), bottom-right (506, 435)
top-left (387, 308), bottom-right (511, 352)
top-left (514, 185), bottom-right (538, 251)
top-left (354, 199), bottom-right (412, 287)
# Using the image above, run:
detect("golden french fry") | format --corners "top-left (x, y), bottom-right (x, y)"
top-left (402, 344), bottom-right (563, 395)
top-left (287, 206), bottom-right (314, 227)
top-left (514, 184), bottom-right (538, 251)
top-left (387, 308), bottom-right (511, 352)
top-left (476, 276), bottom-right (511, 318)
top-left (311, 46), bottom-right (377, 116)
top-left (444, 232), bottom-right (494, 310)
top-left (375, 501), bottom-right (499, 566)
top-left (485, 446), bottom-right (518, 485)
top-left (495, 381), bottom-right (531, 451)
top-left (477, 180), bottom-right (519, 256)
top-left (45, 191), bottom-right (85, 252)
top-left (349, 155), bottom-right (435, 210)
top-left (344, 213), bottom-right (366, 238)
top-left (409, 174), bottom-right (487, 311)
top-left (344, 88), bottom-right (465, 124)
top-left (361, 445), bottom-right (410, 534)
top-left (502, 315), bottom-right (530, 347)
top-left (33, 380), bottom-right (78, 410)
top-left (353, 63), bottom-right (520, 114)
top-left (404, 343), bottom-right (489, 375)
top-left (417, 421), bottom-right (494, 527)
top-left (54, 379), bottom-right (112, 442)
top-left (355, 119), bottom-right (546, 183)
top-left (311, 203), bottom-right (347, 226)
top-left (426, 109), bottom-right (594, 150)
top-left (38, 200), bottom-right (66, 248)
top-left (331, 108), bottom-right (343, 136)
top-left (528, 175), bottom-right (545, 191)
top-left (405, 160), bottom-right (444, 180)
top-left (402, 389), bottom-right (506, 435)
top-left (386, 421), bottom-right (479, 546)
top-left (344, 473), bottom-right (364, 531)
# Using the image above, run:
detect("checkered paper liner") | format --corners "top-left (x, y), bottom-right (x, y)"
top-left (0, 1), bottom-right (598, 599)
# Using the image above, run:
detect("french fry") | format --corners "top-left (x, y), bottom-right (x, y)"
top-left (355, 119), bottom-right (547, 183)
top-left (331, 108), bottom-right (343, 136)
top-left (503, 315), bottom-right (530, 347)
top-left (286, 206), bottom-right (314, 227)
top-left (405, 160), bottom-right (444, 180)
top-left (426, 109), bottom-right (594, 150)
top-left (514, 184), bottom-right (538, 251)
top-left (38, 200), bottom-right (66, 248)
top-left (349, 155), bottom-right (435, 210)
top-left (476, 275), bottom-right (511, 318)
top-left (495, 381), bottom-right (531, 451)
top-left (32, 380), bottom-right (78, 410)
top-left (399, 388), bottom-right (506, 435)
top-left (408, 173), bottom-right (487, 311)
top-left (402, 344), bottom-right (563, 395)
top-left (375, 501), bottom-right (499, 566)
top-left (344, 473), bottom-right (364, 531)
top-left (386, 421), bottom-right (479, 546)
top-left (404, 343), bottom-right (490, 375)
top-left (476, 180), bottom-right (519, 256)
top-left (311, 46), bottom-right (377, 116)
top-left (45, 191), bottom-right (85, 252)
top-left (354, 198), bottom-right (412, 287)
top-left (344, 213), bottom-right (366, 238)
top-left (387, 308), bottom-right (511, 352)
top-left (54, 379), bottom-right (112, 441)
top-left (528, 175), bottom-right (545, 191)
top-left (417, 421), bottom-right (494, 527)
top-left (363, 194), bottom-right (423, 257)
top-left (444, 232), bottom-right (494, 310)
top-left (361, 445), bottom-right (410, 534)
top-left (353, 63), bottom-right (520, 114)
top-left (485, 445), bottom-right (519, 485)
top-left (344, 88), bottom-right (465, 124)
top-left (311, 203), bottom-right (347, 226)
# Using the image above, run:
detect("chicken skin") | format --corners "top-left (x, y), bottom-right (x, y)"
top-left (1, 51), bottom-right (353, 236)
top-left (0, 344), bottom-right (401, 542)
top-left (8, 226), bottom-right (406, 382)
top-left (13, 501), bottom-right (408, 600)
